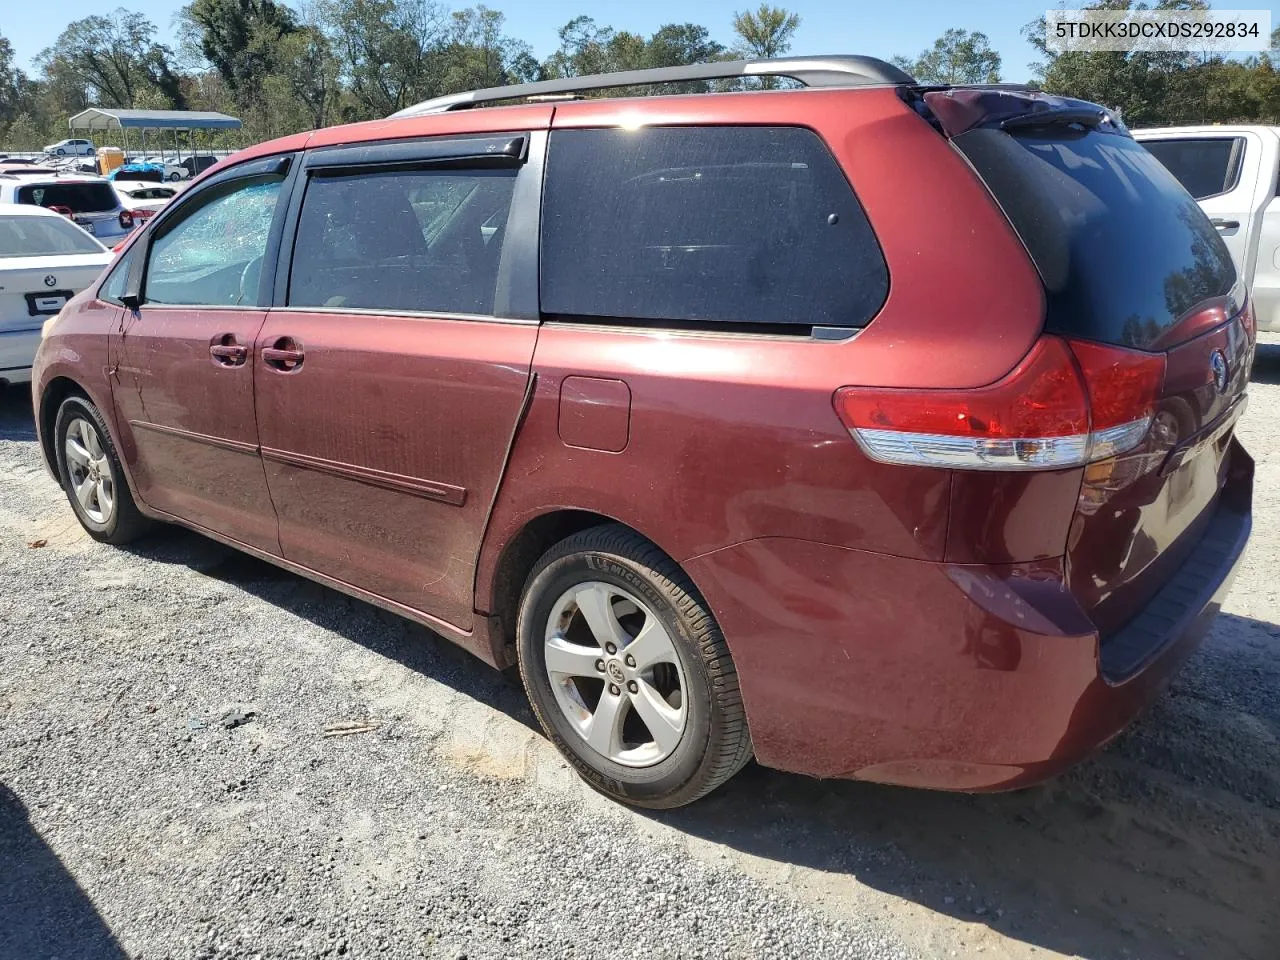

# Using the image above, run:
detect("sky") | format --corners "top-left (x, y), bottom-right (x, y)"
top-left (5, 0), bottom-right (1089, 83)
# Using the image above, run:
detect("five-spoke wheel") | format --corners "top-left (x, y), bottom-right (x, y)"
top-left (517, 524), bottom-right (753, 808)
top-left (54, 395), bottom-right (151, 544)
top-left (544, 581), bottom-right (688, 767)
top-left (63, 416), bottom-right (115, 525)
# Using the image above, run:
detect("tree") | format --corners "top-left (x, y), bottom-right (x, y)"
top-left (0, 34), bottom-right (33, 124)
top-left (730, 4), bottom-right (800, 60)
top-left (1022, 0), bottom-right (1217, 123)
top-left (36, 9), bottom-right (185, 109)
top-left (318, 0), bottom-right (449, 118)
top-left (893, 28), bottom-right (1001, 84)
top-left (179, 0), bottom-right (299, 98)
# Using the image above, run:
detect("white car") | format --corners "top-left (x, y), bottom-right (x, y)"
top-left (1134, 126), bottom-right (1280, 332)
top-left (0, 173), bottom-right (135, 244)
top-left (112, 180), bottom-right (179, 216)
top-left (0, 204), bottom-right (112, 386)
top-left (139, 157), bottom-right (189, 181)
top-left (42, 139), bottom-right (96, 158)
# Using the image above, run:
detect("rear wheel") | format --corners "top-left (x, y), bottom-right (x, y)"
top-left (54, 396), bottom-right (151, 544)
top-left (517, 524), bottom-right (752, 808)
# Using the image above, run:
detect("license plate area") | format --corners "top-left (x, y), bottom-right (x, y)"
top-left (25, 290), bottom-right (73, 316)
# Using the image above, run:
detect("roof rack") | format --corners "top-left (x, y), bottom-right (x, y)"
top-left (390, 55), bottom-right (916, 118)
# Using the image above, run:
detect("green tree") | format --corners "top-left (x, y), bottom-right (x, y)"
top-left (438, 5), bottom-right (536, 91)
top-left (0, 34), bottom-right (33, 124)
top-left (318, 0), bottom-right (448, 118)
top-left (730, 4), bottom-right (800, 60)
top-left (893, 28), bottom-right (1002, 84)
top-left (179, 0), bottom-right (299, 98)
top-left (1023, 0), bottom-right (1212, 123)
top-left (36, 9), bottom-right (185, 109)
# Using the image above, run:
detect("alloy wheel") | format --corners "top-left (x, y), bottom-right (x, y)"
top-left (64, 417), bottom-right (115, 525)
top-left (543, 581), bottom-right (688, 767)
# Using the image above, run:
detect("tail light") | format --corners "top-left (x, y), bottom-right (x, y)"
top-left (833, 336), bottom-right (1166, 471)
top-left (119, 210), bottom-right (134, 229)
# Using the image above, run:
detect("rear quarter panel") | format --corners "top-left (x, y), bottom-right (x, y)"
top-left (475, 88), bottom-right (1045, 607)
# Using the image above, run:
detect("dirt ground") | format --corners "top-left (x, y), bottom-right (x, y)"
top-left (1, 346), bottom-right (1278, 960)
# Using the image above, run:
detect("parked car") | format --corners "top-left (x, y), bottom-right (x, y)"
top-left (32, 57), bottom-right (1255, 808)
top-left (42, 139), bottom-right (96, 158)
top-left (111, 180), bottom-right (178, 223)
top-left (0, 204), bottom-right (111, 386)
top-left (0, 173), bottom-right (136, 244)
top-left (181, 155), bottom-right (220, 178)
top-left (1134, 126), bottom-right (1280, 334)
top-left (137, 156), bottom-right (189, 182)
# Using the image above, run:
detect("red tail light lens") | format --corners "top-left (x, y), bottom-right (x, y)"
top-left (119, 210), bottom-right (135, 229)
top-left (834, 336), bottom-right (1166, 471)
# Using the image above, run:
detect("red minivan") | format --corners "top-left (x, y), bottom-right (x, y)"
top-left (32, 57), bottom-right (1253, 808)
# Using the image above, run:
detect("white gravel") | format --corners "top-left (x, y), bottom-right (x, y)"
top-left (2, 342), bottom-right (1279, 960)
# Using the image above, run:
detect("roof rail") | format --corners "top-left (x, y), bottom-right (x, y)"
top-left (390, 55), bottom-right (916, 118)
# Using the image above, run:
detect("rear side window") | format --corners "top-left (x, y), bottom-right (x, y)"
top-left (0, 214), bottom-right (105, 257)
top-left (17, 182), bottom-right (118, 213)
top-left (540, 126), bottom-right (888, 329)
top-left (953, 126), bottom-right (1236, 348)
top-left (1140, 137), bottom-right (1243, 200)
top-left (288, 168), bottom-right (516, 316)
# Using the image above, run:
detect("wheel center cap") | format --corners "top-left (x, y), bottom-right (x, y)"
top-left (605, 659), bottom-right (626, 685)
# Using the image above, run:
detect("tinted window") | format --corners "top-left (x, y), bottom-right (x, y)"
top-left (145, 177), bottom-right (283, 306)
top-left (953, 127), bottom-right (1236, 348)
top-left (1141, 137), bottom-right (1243, 200)
top-left (0, 215), bottom-right (105, 257)
top-left (17, 182), bottom-right (118, 213)
top-left (540, 126), bottom-right (887, 329)
top-left (288, 168), bottom-right (515, 315)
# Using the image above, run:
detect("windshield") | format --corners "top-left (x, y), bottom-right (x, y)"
top-left (952, 125), bottom-right (1236, 348)
top-left (16, 181), bottom-right (119, 213)
top-left (0, 215), bottom-right (106, 257)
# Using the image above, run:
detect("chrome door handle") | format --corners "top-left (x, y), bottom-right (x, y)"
top-left (1210, 218), bottom-right (1240, 230)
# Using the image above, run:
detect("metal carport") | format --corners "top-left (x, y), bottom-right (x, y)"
top-left (67, 108), bottom-right (243, 162)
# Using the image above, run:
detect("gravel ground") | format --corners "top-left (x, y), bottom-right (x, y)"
top-left (2, 346), bottom-right (1279, 960)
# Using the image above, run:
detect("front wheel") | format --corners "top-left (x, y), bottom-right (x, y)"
top-left (54, 396), bottom-right (151, 544)
top-left (517, 525), bottom-right (753, 808)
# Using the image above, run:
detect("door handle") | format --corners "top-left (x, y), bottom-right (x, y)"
top-left (263, 337), bottom-right (304, 372)
top-left (1210, 218), bottom-right (1240, 230)
top-left (209, 335), bottom-right (248, 367)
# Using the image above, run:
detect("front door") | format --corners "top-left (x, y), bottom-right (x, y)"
top-left (254, 134), bottom-right (543, 630)
top-left (112, 163), bottom-right (292, 554)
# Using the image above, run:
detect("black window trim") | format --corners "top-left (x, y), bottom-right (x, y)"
top-left (1142, 134), bottom-right (1247, 201)
top-left (272, 129), bottom-right (544, 321)
top-left (536, 123), bottom-right (889, 339)
top-left (131, 152), bottom-right (300, 310)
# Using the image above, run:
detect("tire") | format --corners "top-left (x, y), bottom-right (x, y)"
top-left (168, 171), bottom-right (180, 181)
top-left (53, 395), bottom-right (151, 544)
top-left (55, 148), bottom-right (65, 156)
top-left (517, 524), bottom-right (752, 808)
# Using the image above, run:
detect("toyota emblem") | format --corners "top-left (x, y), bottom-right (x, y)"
top-left (1210, 350), bottom-right (1229, 394)
top-left (43, 275), bottom-right (57, 288)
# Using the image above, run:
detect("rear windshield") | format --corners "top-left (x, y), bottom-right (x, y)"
top-left (17, 181), bottom-right (119, 214)
top-left (0, 214), bottom-right (105, 257)
top-left (952, 126), bottom-right (1236, 348)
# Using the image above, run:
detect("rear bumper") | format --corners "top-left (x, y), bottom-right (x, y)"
top-left (685, 442), bottom-right (1253, 791)
top-left (0, 327), bottom-right (41, 384)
